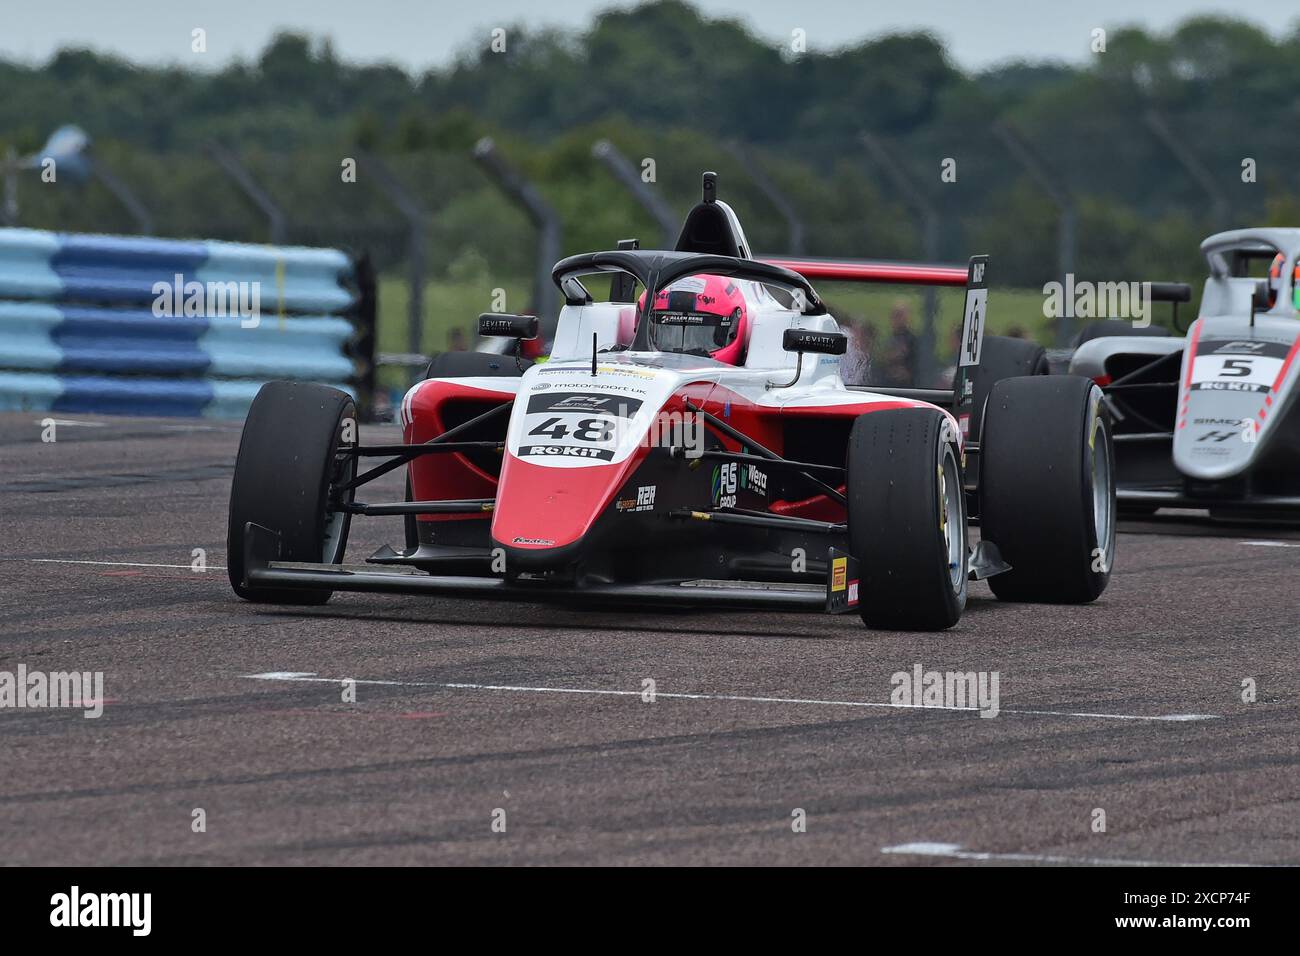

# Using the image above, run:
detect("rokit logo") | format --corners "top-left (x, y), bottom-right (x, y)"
top-left (518, 444), bottom-right (614, 461)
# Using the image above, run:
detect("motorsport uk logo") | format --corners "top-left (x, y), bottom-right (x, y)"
top-left (50, 886), bottom-right (151, 936)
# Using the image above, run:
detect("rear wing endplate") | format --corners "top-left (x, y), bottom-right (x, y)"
top-left (772, 254), bottom-right (989, 439)
top-left (952, 255), bottom-right (989, 440)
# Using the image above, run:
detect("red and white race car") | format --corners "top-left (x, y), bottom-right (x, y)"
top-left (228, 173), bottom-right (1114, 630)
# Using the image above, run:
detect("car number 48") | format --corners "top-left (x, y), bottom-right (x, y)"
top-left (528, 417), bottom-right (614, 442)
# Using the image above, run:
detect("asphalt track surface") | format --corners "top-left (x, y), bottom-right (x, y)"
top-left (1, 411), bottom-right (1298, 866)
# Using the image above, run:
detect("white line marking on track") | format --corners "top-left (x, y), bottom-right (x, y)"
top-left (881, 841), bottom-right (1273, 867)
top-left (1238, 540), bottom-right (1300, 548)
top-left (241, 673), bottom-right (1220, 722)
top-left (34, 419), bottom-right (106, 427)
top-left (24, 559), bottom-right (226, 570)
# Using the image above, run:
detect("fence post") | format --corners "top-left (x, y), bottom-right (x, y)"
top-left (1144, 109), bottom-right (1230, 228)
top-left (207, 143), bottom-right (289, 245)
top-left (473, 137), bottom-right (562, 341)
top-left (591, 139), bottom-right (678, 247)
top-left (357, 149), bottom-right (426, 374)
top-left (860, 132), bottom-right (940, 387)
top-left (993, 119), bottom-right (1077, 345)
top-left (2, 147), bottom-right (17, 225)
top-left (88, 158), bottom-right (154, 235)
top-left (725, 141), bottom-right (805, 255)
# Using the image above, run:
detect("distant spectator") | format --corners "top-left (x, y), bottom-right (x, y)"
top-left (883, 301), bottom-right (916, 387)
top-left (938, 324), bottom-right (964, 388)
top-left (844, 321), bottom-right (879, 385)
top-left (448, 327), bottom-right (467, 352)
top-left (1005, 324), bottom-right (1028, 340)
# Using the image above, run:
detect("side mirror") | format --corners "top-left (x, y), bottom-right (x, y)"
top-left (1148, 282), bottom-right (1192, 304)
top-left (478, 313), bottom-right (539, 339)
top-left (783, 328), bottom-right (847, 356)
top-left (769, 328), bottom-right (847, 390)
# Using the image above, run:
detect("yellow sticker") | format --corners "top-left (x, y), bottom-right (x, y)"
top-left (832, 557), bottom-right (847, 592)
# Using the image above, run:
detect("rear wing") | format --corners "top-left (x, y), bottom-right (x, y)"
top-left (762, 258), bottom-right (970, 287)
top-left (764, 255), bottom-right (989, 439)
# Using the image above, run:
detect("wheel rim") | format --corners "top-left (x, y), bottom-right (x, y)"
top-left (939, 444), bottom-right (965, 590)
top-left (1090, 412), bottom-right (1114, 570)
top-left (322, 414), bottom-right (356, 563)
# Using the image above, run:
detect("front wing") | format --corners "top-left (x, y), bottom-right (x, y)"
top-left (241, 522), bottom-right (836, 611)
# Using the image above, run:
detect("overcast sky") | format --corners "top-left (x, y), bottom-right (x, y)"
top-left (2, 0), bottom-right (1294, 72)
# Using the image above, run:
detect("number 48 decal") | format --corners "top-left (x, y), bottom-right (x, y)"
top-left (527, 417), bottom-right (614, 442)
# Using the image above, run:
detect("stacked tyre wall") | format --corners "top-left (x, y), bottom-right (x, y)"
top-left (0, 228), bottom-right (370, 418)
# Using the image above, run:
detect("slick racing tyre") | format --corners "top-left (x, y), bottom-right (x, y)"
top-left (227, 381), bottom-right (358, 604)
top-left (1073, 321), bottom-right (1170, 347)
top-left (980, 375), bottom-right (1115, 603)
top-left (969, 334), bottom-right (1049, 443)
top-left (847, 407), bottom-right (967, 631)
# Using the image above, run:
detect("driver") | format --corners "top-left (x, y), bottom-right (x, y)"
top-left (637, 274), bottom-right (749, 364)
top-left (1267, 252), bottom-right (1300, 308)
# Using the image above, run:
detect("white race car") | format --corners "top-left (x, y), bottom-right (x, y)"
top-left (227, 173), bottom-right (1115, 630)
top-left (1067, 228), bottom-right (1300, 521)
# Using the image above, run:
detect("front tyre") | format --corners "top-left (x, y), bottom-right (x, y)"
top-left (847, 407), bottom-right (968, 631)
top-left (226, 381), bottom-right (358, 604)
top-left (980, 376), bottom-right (1115, 603)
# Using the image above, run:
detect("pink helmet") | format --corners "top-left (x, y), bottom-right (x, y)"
top-left (637, 274), bottom-right (749, 364)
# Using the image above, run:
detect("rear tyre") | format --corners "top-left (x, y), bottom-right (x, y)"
top-left (980, 376), bottom-right (1114, 603)
top-left (1074, 321), bottom-right (1170, 347)
top-left (969, 335), bottom-right (1049, 442)
top-left (424, 350), bottom-right (531, 380)
top-left (227, 381), bottom-right (357, 604)
top-left (847, 408), bottom-right (967, 631)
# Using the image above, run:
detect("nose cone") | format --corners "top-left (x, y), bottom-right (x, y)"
top-left (490, 453), bottom-right (633, 567)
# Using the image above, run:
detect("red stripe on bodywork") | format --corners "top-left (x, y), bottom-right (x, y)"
top-left (763, 258), bottom-right (969, 287)
top-left (778, 399), bottom-right (922, 418)
top-left (1182, 320), bottom-right (1204, 391)
top-left (1177, 320), bottom-right (1204, 429)
top-left (406, 379), bottom-right (515, 521)
top-left (1269, 332), bottom-right (1300, 391)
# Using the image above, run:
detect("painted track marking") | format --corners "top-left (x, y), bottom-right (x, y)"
top-left (23, 559), bottom-right (227, 570)
top-left (881, 841), bottom-right (1273, 867)
top-left (242, 672), bottom-right (1220, 722)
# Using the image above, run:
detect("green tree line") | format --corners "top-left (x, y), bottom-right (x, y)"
top-left (3, 0), bottom-right (1298, 294)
